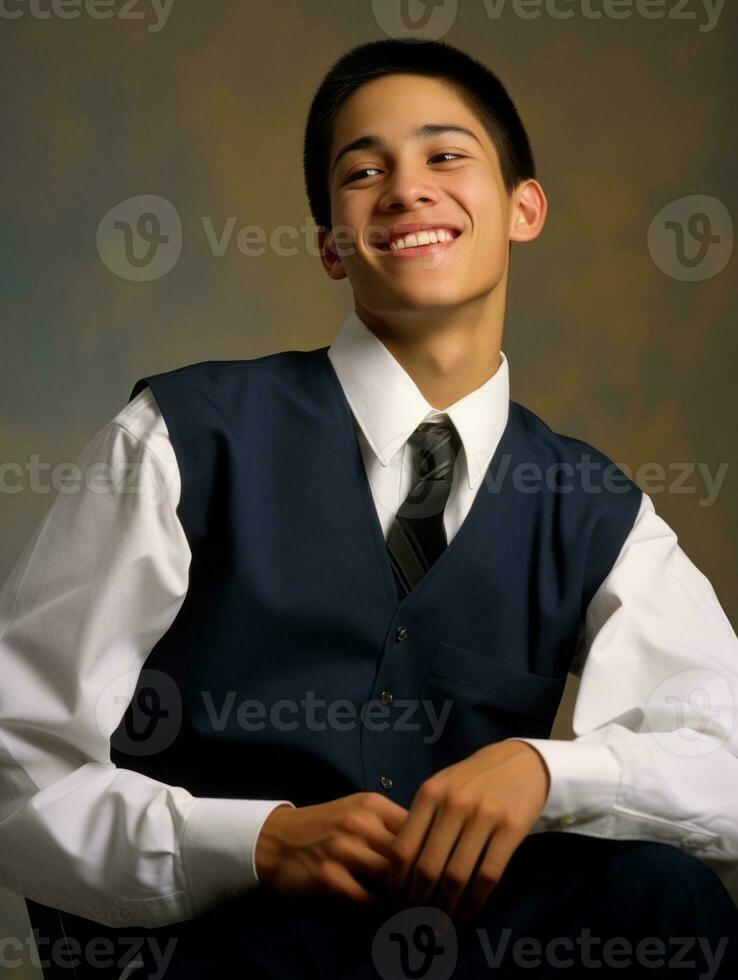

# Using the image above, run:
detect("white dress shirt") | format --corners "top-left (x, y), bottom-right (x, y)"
top-left (1, 309), bottom-right (737, 930)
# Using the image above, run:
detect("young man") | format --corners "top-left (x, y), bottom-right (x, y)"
top-left (3, 38), bottom-right (738, 980)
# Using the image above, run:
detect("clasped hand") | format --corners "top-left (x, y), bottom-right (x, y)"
top-left (385, 740), bottom-right (550, 922)
top-left (255, 740), bottom-right (550, 923)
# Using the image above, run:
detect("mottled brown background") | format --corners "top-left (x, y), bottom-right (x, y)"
top-left (1, 0), bottom-right (736, 972)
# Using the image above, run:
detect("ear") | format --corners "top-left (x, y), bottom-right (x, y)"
top-left (317, 226), bottom-right (349, 281)
top-left (508, 179), bottom-right (548, 244)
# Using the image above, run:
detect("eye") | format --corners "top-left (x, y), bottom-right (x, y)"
top-left (345, 152), bottom-right (465, 184)
top-left (431, 152), bottom-right (463, 164)
top-left (345, 166), bottom-right (381, 183)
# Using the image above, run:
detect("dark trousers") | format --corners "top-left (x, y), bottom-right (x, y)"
top-left (27, 831), bottom-right (738, 979)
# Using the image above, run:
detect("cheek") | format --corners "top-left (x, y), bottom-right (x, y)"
top-left (331, 200), bottom-right (371, 259)
top-left (472, 188), bottom-right (505, 229)
top-left (451, 181), bottom-right (507, 237)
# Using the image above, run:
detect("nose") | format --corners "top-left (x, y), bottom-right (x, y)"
top-left (377, 161), bottom-right (440, 213)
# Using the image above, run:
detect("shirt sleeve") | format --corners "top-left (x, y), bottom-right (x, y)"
top-left (505, 490), bottom-right (738, 862)
top-left (0, 388), bottom-right (294, 929)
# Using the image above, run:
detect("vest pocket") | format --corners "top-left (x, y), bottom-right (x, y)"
top-left (408, 641), bottom-right (566, 783)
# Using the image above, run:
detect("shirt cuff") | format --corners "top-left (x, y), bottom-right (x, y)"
top-left (181, 797), bottom-right (295, 917)
top-left (504, 738), bottom-right (622, 829)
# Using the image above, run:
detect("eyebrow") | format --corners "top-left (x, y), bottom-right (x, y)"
top-left (330, 123), bottom-right (482, 175)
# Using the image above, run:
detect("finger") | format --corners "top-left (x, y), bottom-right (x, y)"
top-left (406, 803), bottom-right (468, 907)
top-left (374, 798), bottom-right (411, 835)
top-left (388, 789), bottom-right (437, 895)
top-left (456, 822), bottom-right (525, 920)
top-left (431, 812), bottom-right (497, 918)
top-left (318, 859), bottom-right (384, 907)
top-left (363, 821), bottom-right (405, 861)
top-left (334, 837), bottom-right (393, 881)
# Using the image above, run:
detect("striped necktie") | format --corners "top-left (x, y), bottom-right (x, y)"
top-left (386, 418), bottom-right (462, 597)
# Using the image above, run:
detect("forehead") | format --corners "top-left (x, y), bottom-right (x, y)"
top-left (330, 73), bottom-right (486, 152)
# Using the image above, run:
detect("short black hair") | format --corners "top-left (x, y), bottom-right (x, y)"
top-left (303, 38), bottom-right (536, 232)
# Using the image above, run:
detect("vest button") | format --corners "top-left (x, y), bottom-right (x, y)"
top-left (395, 626), bottom-right (409, 641)
top-left (380, 776), bottom-right (394, 790)
top-left (379, 690), bottom-right (393, 705)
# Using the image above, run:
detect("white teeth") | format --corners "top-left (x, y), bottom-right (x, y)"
top-left (388, 228), bottom-right (455, 251)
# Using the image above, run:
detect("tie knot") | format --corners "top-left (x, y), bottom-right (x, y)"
top-left (407, 419), bottom-right (461, 482)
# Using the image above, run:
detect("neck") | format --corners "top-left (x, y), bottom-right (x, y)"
top-left (354, 292), bottom-right (505, 410)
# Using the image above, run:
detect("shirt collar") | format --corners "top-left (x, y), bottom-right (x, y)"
top-left (327, 309), bottom-right (510, 491)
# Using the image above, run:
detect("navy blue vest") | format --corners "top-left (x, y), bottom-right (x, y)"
top-left (108, 346), bottom-right (642, 812)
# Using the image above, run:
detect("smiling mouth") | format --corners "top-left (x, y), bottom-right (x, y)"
top-left (373, 229), bottom-right (462, 253)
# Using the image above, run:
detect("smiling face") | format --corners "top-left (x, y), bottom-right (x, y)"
top-left (319, 72), bottom-right (544, 327)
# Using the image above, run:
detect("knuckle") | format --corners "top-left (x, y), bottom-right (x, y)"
top-left (502, 808), bottom-right (528, 833)
top-left (418, 780), bottom-right (442, 803)
top-left (446, 791), bottom-right (472, 813)
top-left (476, 800), bottom-right (500, 822)
top-left (340, 810), bottom-right (369, 835)
top-left (327, 834), bottom-right (351, 859)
